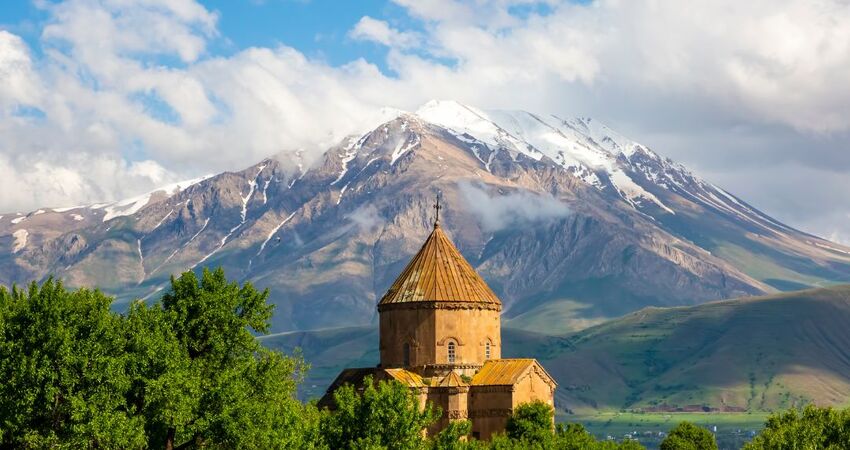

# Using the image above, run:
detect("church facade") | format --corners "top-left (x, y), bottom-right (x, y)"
top-left (320, 215), bottom-right (556, 440)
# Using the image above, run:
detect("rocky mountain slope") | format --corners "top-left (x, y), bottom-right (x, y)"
top-left (2, 100), bottom-right (850, 332)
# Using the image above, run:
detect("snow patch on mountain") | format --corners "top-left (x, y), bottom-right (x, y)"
top-left (193, 166), bottom-right (266, 268)
top-left (812, 241), bottom-right (850, 256)
top-left (391, 131), bottom-right (420, 165)
top-left (414, 100), bottom-right (672, 214)
top-left (12, 229), bottom-right (28, 253)
top-left (95, 175), bottom-right (211, 222)
top-left (53, 206), bottom-right (84, 213)
top-left (336, 183), bottom-right (349, 205)
top-left (262, 178), bottom-right (272, 204)
top-left (152, 210), bottom-right (173, 230)
top-left (257, 211), bottom-right (296, 256)
top-left (153, 218), bottom-right (210, 276)
top-left (416, 100), bottom-right (544, 163)
top-left (136, 239), bottom-right (145, 284)
top-left (332, 136), bottom-right (363, 185)
top-left (610, 169), bottom-right (675, 214)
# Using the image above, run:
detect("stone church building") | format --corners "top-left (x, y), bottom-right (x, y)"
top-left (320, 212), bottom-right (556, 440)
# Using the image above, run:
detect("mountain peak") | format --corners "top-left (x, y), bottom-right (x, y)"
top-left (415, 99), bottom-right (485, 117)
top-left (414, 100), bottom-right (497, 138)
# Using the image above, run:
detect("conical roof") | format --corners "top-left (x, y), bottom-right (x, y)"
top-left (437, 371), bottom-right (468, 387)
top-left (378, 223), bottom-right (501, 306)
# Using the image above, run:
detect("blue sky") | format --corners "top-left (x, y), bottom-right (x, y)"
top-left (0, 0), bottom-right (849, 243)
top-left (2, 0), bottom-right (399, 68)
top-left (203, 0), bottom-right (396, 68)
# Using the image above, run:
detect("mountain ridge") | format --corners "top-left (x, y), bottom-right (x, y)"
top-left (2, 100), bottom-right (850, 333)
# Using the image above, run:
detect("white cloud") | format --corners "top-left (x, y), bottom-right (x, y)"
top-left (374, 0), bottom-right (850, 133)
top-left (0, 31), bottom-right (42, 110)
top-left (458, 182), bottom-right (570, 232)
top-left (347, 204), bottom-right (385, 232)
top-left (0, 151), bottom-right (178, 212)
top-left (350, 16), bottom-right (421, 48)
top-left (0, 0), bottom-right (410, 211)
top-left (0, 0), bottom-right (849, 244)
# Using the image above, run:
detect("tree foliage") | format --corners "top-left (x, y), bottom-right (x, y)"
top-left (129, 268), bottom-right (315, 449)
top-left (659, 421), bottom-right (717, 450)
top-left (743, 404), bottom-right (850, 450)
top-left (430, 420), bottom-right (487, 450)
top-left (321, 375), bottom-right (439, 450)
top-left (491, 405), bottom-right (644, 450)
top-left (0, 278), bottom-right (144, 449)
top-left (0, 268), bottom-right (316, 450)
top-left (505, 401), bottom-right (554, 444)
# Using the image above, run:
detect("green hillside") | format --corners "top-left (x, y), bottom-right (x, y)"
top-left (541, 285), bottom-right (850, 414)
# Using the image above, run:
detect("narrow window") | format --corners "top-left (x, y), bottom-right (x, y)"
top-left (485, 340), bottom-right (491, 360)
top-left (403, 343), bottom-right (410, 366)
top-left (447, 341), bottom-right (456, 363)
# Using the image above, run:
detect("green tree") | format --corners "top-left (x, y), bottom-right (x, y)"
top-left (553, 423), bottom-right (645, 450)
top-left (0, 279), bottom-right (145, 449)
top-left (505, 401), bottom-right (554, 445)
top-left (127, 268), bottom-right (317, 449)
top-left (744, 404), bottom-right (850, 450)
top-left (553, 423), bottom-right (607, 449)
top-left (489, 421), bottom-right (645, 449)
top-left (660, 422), bottom-right (717, 450)
top-left (321, 376), bottom-right (439, 450)
top-left (430, 420), bottom-right (490, 450)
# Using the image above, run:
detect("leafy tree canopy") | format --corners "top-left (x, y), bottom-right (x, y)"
top-left (0, 278), bottom-right (144, 449)
top-left (0, 268), bottom-right (316, 450)
top-left (660, 421), bottom-right (717, 450)
top-left (491, 405), bottom-right (645, 450)
top-left (129, 268), bottom-right (316, 450)
top-left (505, 400), bottom-right (554, 445)
top-left (321, 375), bottom-right (439, 450)
top-left (743, 404), bottom-right (850, 450)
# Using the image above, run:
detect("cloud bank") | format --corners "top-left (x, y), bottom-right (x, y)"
top-left (0, 0), bottom-right (849, 242)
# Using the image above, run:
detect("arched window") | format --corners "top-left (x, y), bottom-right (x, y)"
top-left (447, 341), bottom-right (456, 363)
top-left (485, 340), bottom-right (491, 360)
top-left (403, 343), bottom-right (410, 366)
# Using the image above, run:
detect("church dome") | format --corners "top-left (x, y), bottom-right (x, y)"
top-left (378, 222), bottom-right (501, 306)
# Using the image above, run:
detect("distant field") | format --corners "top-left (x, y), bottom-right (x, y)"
top-left (564, 412), bottom-right (769, 450)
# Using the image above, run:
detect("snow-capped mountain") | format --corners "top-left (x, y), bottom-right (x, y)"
top-left (2, 100), bottom-right (849, 333)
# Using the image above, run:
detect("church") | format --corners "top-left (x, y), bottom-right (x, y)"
top-left (320, 203), bottom-right (557, 440)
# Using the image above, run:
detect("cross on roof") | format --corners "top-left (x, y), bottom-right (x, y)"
top-left (434, 195), bottom-right (442, 227)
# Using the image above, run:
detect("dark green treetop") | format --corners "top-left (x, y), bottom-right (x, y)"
top-left (660, 421), bottom-right (717, 450)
